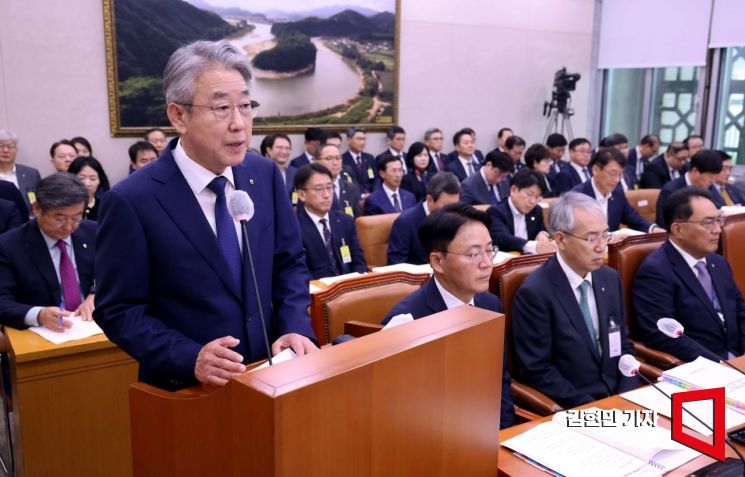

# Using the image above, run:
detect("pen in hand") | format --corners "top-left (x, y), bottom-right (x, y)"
top-left (59, 301), bottom-right (64, 329)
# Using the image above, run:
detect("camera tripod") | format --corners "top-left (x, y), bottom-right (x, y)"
top-left (542, 99), bottom-right (574, 143)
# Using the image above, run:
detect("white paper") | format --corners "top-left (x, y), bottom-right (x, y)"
top-left (318, 272), bottom-right (362, 285)
top-left (493, 251), bottom-right (514, 265)
top-left (662, 357), bottom-right (745, 411)
top-left (637, 200), bottom-right (649, 207)
top-left (252, 348), bottom-right (297, 371)
top-left (621, 381), bottom-right (745, 436)
top-left (721, 205), bottom-right (745, 217)
top-left (309, 283), bottom-right (321, 294)
top-left (371, 263), bottom-right (433, 275)
top-left (28, 315), bottom-right (103, 345)
top-left (383, 313), bottom-right (413, 330)
top-left (612, 228), bottom-right (645, 238)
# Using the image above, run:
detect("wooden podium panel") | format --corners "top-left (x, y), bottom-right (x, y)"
top-left (131, 306), bottom-right (505, 477)
top-left (6, 328), bottom-right (138, 477)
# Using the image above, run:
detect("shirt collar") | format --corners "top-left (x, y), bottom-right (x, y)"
top-left (305, 207), bottom-right (330, 226)
top-left (173, 139), bottom-right (236, 195)
top-left (434, 276), bottom-right (475, 308)
top-left (590, 177), bottom-right (612, 200)
top-left (507, 197), bottom-right (523, 218)
top-left (422, 201), bottom-right (430, 216)
top-left (389, 148), bottom-right (401, 157)
top-left (556, 248), bottom-right (593, 290)
top-left (382, 183), bottom-right (398, 197)
top-left (38, 224), bottom-right (72, 250)
top-left (684, 172), bottom-right (692, 186)
top-left (480, 166), bottom-right (489, 184)
top-left (570, 161), bottom-right (587, 176)
top-left (305, 150), bottom-right (315, 162)
top-left (669, 238), bottom-right (706, 269)
top-left (0, 165), bottom-right (17, 176)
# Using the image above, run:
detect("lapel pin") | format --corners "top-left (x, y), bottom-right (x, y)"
top-left (249, 179), bottom-right (255, 185)
top-left (83, 243), bottom-right (88, 249)
top-left (711, 263), bottom-right (715, 268)
top-left (530, 216), bottom-right (535, 221)
top-left (601, 286), bottom-right (605, 292)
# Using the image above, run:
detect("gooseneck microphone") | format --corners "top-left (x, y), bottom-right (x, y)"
top-left (656, 318), bottom-right (745, 377)
top-left (228, 190), bottom-right (273, 366)
top-left (619, 355), bottom-right (745, 476)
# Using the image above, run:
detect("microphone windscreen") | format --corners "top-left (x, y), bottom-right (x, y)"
top-left (657, 317), bottom-right (684, 338)
top-left (618, 354), bottom-right (641, 377)
top-left (228, 190), bottom-right (254, 222)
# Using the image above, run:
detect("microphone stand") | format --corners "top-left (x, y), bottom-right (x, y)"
top-left (240, 220), bottom-right (273, 366)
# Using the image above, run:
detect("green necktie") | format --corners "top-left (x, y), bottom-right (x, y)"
top-left (578, 280), bottom-right (598, 352)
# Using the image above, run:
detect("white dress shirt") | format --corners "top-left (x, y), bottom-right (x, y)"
top-left (508, 198), bottom-right (537, 254)
top-left (382, 183), bottom-right (401, 209)
top-left (434, 277), bottom-right (475, 308)
top-left (0, 165), bottom-right (18, 188)
top-left (481, 168), bottom-right (501, 202)
top-left (556, 250), bottom-right (599, 343)
top-left (389, 148), bottom-right (407, 173)
top-left (570, 161), bottom-right (591, 182)
top-left (590, 178), bottom-right (613, 219)
top-left (305, 208), bottom-right (332, 243)
top-left (459, 156), bottom-right (476, 177)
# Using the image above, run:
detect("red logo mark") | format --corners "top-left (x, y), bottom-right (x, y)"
top-left (671, 387), bottom-right (726, 461)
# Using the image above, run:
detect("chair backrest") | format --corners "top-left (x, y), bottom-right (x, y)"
top-left (309, 271), bottom-right (430, 345)
top-left (607, 232), bottom-right (667, 335)
top-left (624, 189), bottom-right (661, 223)
top-left (489, 253), bottom-right (552, 371)
top-left (355, 213), bottom-right (400, 268)
top-left (721, 214), bottom-right (745, 294)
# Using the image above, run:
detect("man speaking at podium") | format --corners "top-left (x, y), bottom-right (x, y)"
top-left (94, 41), bottom-right (317, 391)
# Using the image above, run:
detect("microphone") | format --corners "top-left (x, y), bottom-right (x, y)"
top-left (228, 190), bottom-right (273, 366)
top-left (656, 318), bottom-right (745, 377)
top-left (620, 355), bottom-right (745, 475)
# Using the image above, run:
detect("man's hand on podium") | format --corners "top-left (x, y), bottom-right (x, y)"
top-left (271, 333), bottom-right (318, 357)
top-left (195, 336), bottom-right (246, 387)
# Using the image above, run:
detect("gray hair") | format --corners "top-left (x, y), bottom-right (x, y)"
top-left (0, 130), bottom-right (18, 145)
top-left (162, 40), bottom-right (253, 107)
top-left (424, 128), bottom-right (442, 141)
top-left (35, 173), bottom-right (88, 212)
top-left (346, 126), bottom-right (365, 138)
top-left (549, 192), bottom-right (604, 236)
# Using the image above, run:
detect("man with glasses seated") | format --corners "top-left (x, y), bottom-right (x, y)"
top-left (573, 147), bottom-right (664, 233)
top-left (0, 173), bottom-right (96, 330)
top-left (295, 163), bottom-right (367, 279)
top-left (382, 203), bottom-right (515, 428)
top-left (554, 138), bottom-right (593, 195)
top-left (488, 168), bottom-right (555, 254)
top-left (633, 188), bottom-right (745, 362)
top-left (316, 142), bottom-right (361, 218)
top-left (511, 192), bottom-right (640, 408)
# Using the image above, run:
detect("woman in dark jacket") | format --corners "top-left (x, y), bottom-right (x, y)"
top-left (401, 142), bottom-right (431, 202)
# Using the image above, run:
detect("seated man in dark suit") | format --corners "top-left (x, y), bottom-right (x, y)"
top-left (315, 142), bottom-right (361, 218)
top-left (295, 163), bottom-right (366, 279)
top-left (504, 135), bottom-right (526, 172)
top-left (460, 150), bottom-right (512, 206)
top-left (545, 133), bottom-right (568, 183)
top-left (289, 127), bottom-right (323, 169)
top-left (261, 134), bottom-right (297, 202)
top-left (712, 151), bottom-right (745, 206)
top-left (382, 203), bottom-right (515, 428)
top-left (634, 188), bottom-right (745, 361)
top-left (424, 128), bottom-right (448, 173)
top-left (363, 154), bottom-right (416, 215)
top-left (446, 129), bottom-right (482, 182)
top-left (624, 134), bottom-right (660, 190)
top-left (375, 126), bottom-right (407, 174)
top-left (488, 169), bottom-right (556, 254)
top-left (511, 192), bottom-right (640, 408)
top-left (655, 149), bottom-right (724, 227)
top-left (388, 172), bottom-right (461, 265)
top-left (554, 137), bottom-right (593, 195)
top-left (128, 141), bottom-right (159, 175)
top-left (639, 141), bottom-right (688, 189)
top-left (342, 127), bottom-right (376, 195)
top-left (573, 147), bottom-right (664, 233)
top-left (0, 173), bottom-right (96, 330)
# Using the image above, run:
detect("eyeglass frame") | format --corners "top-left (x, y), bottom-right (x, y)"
top-left (443, 245), bottom-right (499, 264)
top-left (300, 184), bottom-right (335, 194)
top-left (675, 216), bottom-right (726, 230)
top-left (178, 100), bottom-right (261, 120)
top-left (559, 230), bottom-right (613, 246)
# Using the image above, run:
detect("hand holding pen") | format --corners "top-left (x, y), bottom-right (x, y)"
top-left (37, 303), bottom-right (73, 332)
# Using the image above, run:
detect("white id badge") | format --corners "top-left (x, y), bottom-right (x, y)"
top-left (608, 318), bottom-right (622, 358)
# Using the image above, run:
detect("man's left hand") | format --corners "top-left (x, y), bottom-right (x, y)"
top-left (75, 294), bottom-right (96, 321)
top-left (271, 333), bottom-right (318, 356)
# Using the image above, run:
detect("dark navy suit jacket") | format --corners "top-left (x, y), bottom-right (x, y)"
top-left (331, 172), bottom-right (362, 218)
top-left (623, 148), bottom-right (652, 190)
top-left (446, 149), bottom-right (484, 165)
top-left (0, 219), bottom-right (96, 329)
top-left (297, 207), bottom-right (366, 279)
top-left (401, 170), bottom-right (428, 203)
top-left (573, 181), bottom-right (653, 232)
top-left (363, 187), bottom-right (416, 216)
top-left (446, 156), bottom-right (481, 182)
top-left (460, 172), bottom-right (508, 206)
top-left (655, 176), bottom-right (725, 227)
top-left (382, 278), bottom-right (515, 428)
top-left (387, 203), bottom-right (427, 265)
top-left (0, 199), bottom-right (22, 234)
top-left (632, 241), bottom-right (745, 362)
top-left (0, 181), bottom-right (29, 224)
top-left (713, 183), bottom-right (745, 206)
top-left (289, 151), bottom-right (313, 169)
top-left (487, 200), bottom-right (546, 252)
top-left (555, 164), bottom-right (591, 195)
top-left (511, 256), bottom-right (639, 408)
top-left (94, 143), bottom-right (315, 390)
top-left (342, 150), bottom-right (376, 193)
top-left (283, 165), bottom-right (297, 199)
top-left (640, 155), bottom-right (675, 189)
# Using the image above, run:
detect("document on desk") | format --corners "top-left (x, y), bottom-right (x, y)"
top-left (28, 315), bottom-right (104, 345)
top-left (621, 381), bottom-right (745, 436)
top-left (501, 408), bottom-right (699, 477)
top-left (371, 263), bottom-right (433, 275)
top-left (317, 272), bottom-right (362, 286)
top-left (662, 356), bottom-right (745, 413)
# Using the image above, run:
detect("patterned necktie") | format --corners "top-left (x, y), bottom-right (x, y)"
top-left (392, 192), bottom-right (402, 212)
top-left (319, 218), bottom-right (340, 275)
top-left (721, 187), bottom-right (734, 206)
top-left (466, 161), bottom-right (475, 177)
top-left (207, 176), bottom-right (242, 288)
top-left (694, 261), bottom-right (720, 312)
top-left (578, 280), bottom-right (599, 352)
top-left (56, 240), bottom-right (82, 310)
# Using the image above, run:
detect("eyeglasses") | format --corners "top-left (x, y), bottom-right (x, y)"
top-left (519, 189), bottom-right (543, 201)
top-left (0, 143), bottom-right (17, 151)
top-left (49, 214), bottom-right (84, 227)
top-left (302, 185), bottom-right (334, 194)
top-left (180, 100), bottom-right (260, 121)
top-left (445, 245), bottom-right (498, 263)
top-left (318, 156), bottom-right (342, 162)
top-left (561, 230), bottom-right (612, 245)
top-left (676, 216), bottom-right (725, 230)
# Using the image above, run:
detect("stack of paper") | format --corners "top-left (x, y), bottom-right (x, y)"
top-left (371, 263), bottom-right (433, 275)
top-left (661, 356), bottom-right (745, 413)
top-left (29, 315), bottom-right (104, 345)
top-left (317, 272), bottom-right (362, 286)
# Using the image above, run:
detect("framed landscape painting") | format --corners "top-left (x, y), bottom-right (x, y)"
top-left (103, 0), bottom-right (400, 136)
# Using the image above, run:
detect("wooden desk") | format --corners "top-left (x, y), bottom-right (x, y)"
top-left (498, 356), bottom-right (745, 476)
top-left (6, 328), bottom-right (137, 476)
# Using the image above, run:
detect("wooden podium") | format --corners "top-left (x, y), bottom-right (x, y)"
top-left (130, 306), bottom-right (505, 476)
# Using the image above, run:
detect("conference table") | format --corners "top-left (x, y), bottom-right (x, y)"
top-left (6, 327), bottom-right (137, 476)
top-left (498, 355), bottom-right (745, 476)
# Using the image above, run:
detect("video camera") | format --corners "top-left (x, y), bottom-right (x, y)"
top-left (543, 67), bottom-right (581, 117)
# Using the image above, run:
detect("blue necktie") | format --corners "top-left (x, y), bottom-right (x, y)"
top-left (207, 176), bottom-right (242, 288)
